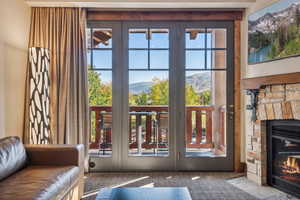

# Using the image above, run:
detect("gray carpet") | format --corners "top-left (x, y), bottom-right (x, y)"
top-left (83, 172), bottom-right (259, 200)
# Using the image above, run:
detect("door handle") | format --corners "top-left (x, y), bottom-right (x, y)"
top-left (228, 111), bottom-right (234, 120)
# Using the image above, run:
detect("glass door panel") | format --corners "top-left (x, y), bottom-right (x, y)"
top-left (184, 28), bottom-right (228, 157)
top-left (122, 23), bottom-right (175, 170)
top-left (88, 28), bottom-right (113, 157)
top-left (128, 28), bottom-right (170, 157)
top-left (178, 22), bottom-right (234, 171)
top-left (87, 23), bottom-right (123, 171)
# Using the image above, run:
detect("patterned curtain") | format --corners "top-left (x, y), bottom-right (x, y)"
top-left (28, 47), bottom-right (51, 144)
top-left (24, 7), bottom-right (89, 156)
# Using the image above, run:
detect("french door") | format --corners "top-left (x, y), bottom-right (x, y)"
top-left (87, 21), bottom-right (234, 171)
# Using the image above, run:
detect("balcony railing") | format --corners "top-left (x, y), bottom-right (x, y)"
top-left (89, 105), bottom-right (227, 154)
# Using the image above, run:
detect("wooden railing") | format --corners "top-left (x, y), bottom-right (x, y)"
top-left (89, 105), bottom-right (216, 151)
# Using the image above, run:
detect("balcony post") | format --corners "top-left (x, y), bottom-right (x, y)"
top-left (196, 111), bottom-right (202, 144)
top-left (129, 115), bottom-right (132, 143)
top-left (95, 111), bottom-right (101, 145)
top-left (206, 110), bottom-right (212, 144)
top-left (157, 113), bottom-right (162, 143)
top-left (146, 115), bottom-right (152, 143)
top-left (186, 109), bottom-right (192, 144)
top-left (136, 114), bottom-right (142, 147)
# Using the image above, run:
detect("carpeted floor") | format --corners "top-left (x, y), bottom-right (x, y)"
top-left (82, 172), bottom-right (300, 200)
top-left (83, 172), bottom-right (259, 200)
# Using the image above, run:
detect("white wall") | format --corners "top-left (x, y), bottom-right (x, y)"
top-left (241, 0), bottom-right (300, 163)
top-left (0, 0), bottom-right (31, 139)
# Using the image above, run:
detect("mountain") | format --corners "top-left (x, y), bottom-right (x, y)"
top-left (249, 3), bottom-right (300, 34)
top-left (186, 72), bottom-right (211, 93)
top-left (129, 82), bottom-right (153, 94)
top-left (129, 72), bottom-right (211, 95)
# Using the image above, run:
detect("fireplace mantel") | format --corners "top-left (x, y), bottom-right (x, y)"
top-left (242, 72), bottom-right (300, 90)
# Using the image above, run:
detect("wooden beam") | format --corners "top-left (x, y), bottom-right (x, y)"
top-left (234, 20), bottom-right (243, 173)
top-left (242, 72), bottom-right (300, 90)
top-left (190, 31), bottom-right (198, 40)
top-left (87, 11), bottom-right (243, 21)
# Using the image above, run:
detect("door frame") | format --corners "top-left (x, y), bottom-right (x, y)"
top-left (87, 20), bottom-right (238, 172)
top-left (87, 21), bottom-right (123, 171)
top-left (175, 21), bottom-right (235, 171)
top-left (120, 21), bottom-right (177, 170)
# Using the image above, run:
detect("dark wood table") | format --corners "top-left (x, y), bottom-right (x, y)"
top-left (96, 187), bottom-right (192, 200)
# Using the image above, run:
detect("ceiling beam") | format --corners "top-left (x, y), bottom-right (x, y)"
top-left (25, 0), bottom-right (255, 8)
top-left (87, 10), bottom-right (243, 21)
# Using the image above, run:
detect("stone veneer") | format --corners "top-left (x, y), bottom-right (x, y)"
top-left (246, 83), bottom-right (300, 185)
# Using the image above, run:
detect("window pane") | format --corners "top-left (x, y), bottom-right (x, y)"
top-left (207, 29), bottom-right (227, 49)
top-left (129, 71), bottom-right (169, 157)
top-left (129, 50), bottom-right (148, 69)
top-left (150, 50), bottom-right (169, 69)
top-left (208, 50), bottom-right (227, 69)
top-left (185, 71), bottom-right (227, 158)
top-left (93, 50), bottom-right (112, 69)
top-left (88, 71), bottom-right (113, 157)
top-left (129, 29), bottom-right (148, 49)
top-left (186, 50), bottom-right (205, 69)
top-left (150, 29), bottom-right (169, 49)
top-left (92, 28), bottom-right (112, 48)
top-left (186, 29), bottom-right (205, 49)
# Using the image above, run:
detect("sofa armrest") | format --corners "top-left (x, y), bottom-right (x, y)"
top-left (25, 144), bottom-right (84, 167)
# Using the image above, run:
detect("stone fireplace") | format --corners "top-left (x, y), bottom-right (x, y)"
top-left (246, 83), bottom-right (300, 186)
top-left (267, 120), bottom-right (300, 197)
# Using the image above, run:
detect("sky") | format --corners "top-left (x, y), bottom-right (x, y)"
top-left (249, 0), bottom-right (300, 21)
top-left (89, 31), bottom-right (217, 84)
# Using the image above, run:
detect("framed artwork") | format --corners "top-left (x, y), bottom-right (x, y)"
top-left (248, 0), bottom-right (300, 64)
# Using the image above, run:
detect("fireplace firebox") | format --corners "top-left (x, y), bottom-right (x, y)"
top-left (267, 120), bottom-right (300, 198)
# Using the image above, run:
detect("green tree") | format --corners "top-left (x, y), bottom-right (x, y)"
top-left (130, 92), bottom-right (150, 106)
top-left (88, 69), bottom-right (112, 106)
top-left (185, 85), bottom-right (200, 105)
top-left (88, 72), bottom-right (211, 107)
top-left (149, 78), bottom-right (169, 105)
top-left (200, 90), bottom-right (211, 105)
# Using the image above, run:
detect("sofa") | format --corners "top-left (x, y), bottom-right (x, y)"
top-left (0, 136), bottom-right (84, 200)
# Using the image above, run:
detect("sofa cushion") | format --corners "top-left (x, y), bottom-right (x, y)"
top-left (0, 165), bottom-right (80, 200)
top-left (0, 136), bottom-right (27, 181)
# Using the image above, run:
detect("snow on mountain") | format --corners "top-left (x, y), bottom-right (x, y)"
top-left (249, 3), bottom-right (300, 34)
